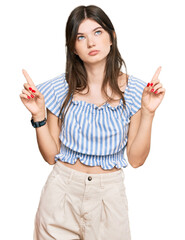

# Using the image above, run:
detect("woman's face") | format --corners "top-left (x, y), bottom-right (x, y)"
top-left (74, 18), bottom-right (112, 65)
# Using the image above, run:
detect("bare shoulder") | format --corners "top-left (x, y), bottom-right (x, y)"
top-left (118, 72), bottom-right (129, 92)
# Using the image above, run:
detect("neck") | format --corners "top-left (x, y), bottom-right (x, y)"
top-left (84, 61), bottom-right (106, 89)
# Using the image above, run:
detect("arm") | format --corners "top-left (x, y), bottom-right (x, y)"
top-left (20, 69), bottom-right (61, 165)
top-left (126, 109), bottom-right (154, 168)
top-left (126, 66), bottom-right (165, 168)
top-left (33, 109), bottom-right (61, 165)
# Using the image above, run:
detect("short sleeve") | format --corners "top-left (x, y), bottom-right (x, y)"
top-left (36, 73), bottom-right (68, 118)
top-left (127, 75), bottom-right (147, 117)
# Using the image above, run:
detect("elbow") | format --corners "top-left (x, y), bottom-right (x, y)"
top-left (44, 150), bottom-right (60, 165)
top-left (130, 161), bottom-right (144, 168)
top-left (47, 151), bottom-right (60, 165)
top-left (47, 160), bottom-right (56, 165)
top-left (43, 155), bottom-right (56, 165)
top-left (127, 148), bottom-right (149, 168)
top-left (128, 155), bottom-right (147, 168)
top-left (47, 155), bottom-right (56, 165)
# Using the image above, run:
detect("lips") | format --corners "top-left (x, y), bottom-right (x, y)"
top-left (88, 50), bottom-right (100, 56)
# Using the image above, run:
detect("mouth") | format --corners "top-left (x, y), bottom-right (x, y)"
top-left (88, 50), bottom-right (100, 56)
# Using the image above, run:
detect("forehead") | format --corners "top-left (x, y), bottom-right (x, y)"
top-left (77, 19), bottom-right (102, 33)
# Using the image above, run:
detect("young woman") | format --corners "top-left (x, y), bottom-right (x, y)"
top-left (20, 5), bottom-right (165, 240)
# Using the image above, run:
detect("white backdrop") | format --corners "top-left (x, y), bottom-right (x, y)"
top-left (0, 0), bottom-right (184, 239)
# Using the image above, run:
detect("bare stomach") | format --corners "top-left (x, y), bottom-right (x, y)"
top-left (58, 158), bottom-right (120, 174)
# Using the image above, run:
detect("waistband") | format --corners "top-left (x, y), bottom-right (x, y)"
top-left (53, 161), bottom-right (125, 186)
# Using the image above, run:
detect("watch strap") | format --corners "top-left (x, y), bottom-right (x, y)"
top-left (31, 117), bottom-right (47, 128)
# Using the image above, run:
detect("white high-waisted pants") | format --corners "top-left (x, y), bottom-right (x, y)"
top-left (34, 161), bottom-right (131, 240)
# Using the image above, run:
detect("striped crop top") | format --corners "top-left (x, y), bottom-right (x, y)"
top-left (36, 73), bottom-right (147, 170)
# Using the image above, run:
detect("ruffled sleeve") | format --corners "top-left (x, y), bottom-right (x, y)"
top-left (36, 73), bottom-right (68, 118)
top-left (127, 75), bottom-right (147, 117)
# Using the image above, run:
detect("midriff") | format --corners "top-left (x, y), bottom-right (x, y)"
top-left (59, 158), bottom-right (120, 174)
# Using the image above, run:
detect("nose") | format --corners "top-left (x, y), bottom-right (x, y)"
top-left (87, 36), bottom-right (95, 48)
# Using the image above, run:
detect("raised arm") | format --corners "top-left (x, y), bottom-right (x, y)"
top-left (126, 66), bottom-right (165, 168)
top-left (19, 69), bottom-right (60, 165)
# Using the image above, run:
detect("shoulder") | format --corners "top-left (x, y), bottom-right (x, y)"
top-left (36, 73), bottom-right (68, 92)
top-left (128, 75), bottom-right (147, 91)
top-left (35, 73), bottom-right (69, 117)
top-left (127, 75), bottom-right (147, 89)
top-left (36, 73), bottom-right (69, 102)
top-left (38, 73), bottom-right (67, 86)
top-left (118, 72), bottom-right (147, 94)
top-left (118, 72), bottom-right (146, 92)
top-left (117, 72), bottom-right (129, 92)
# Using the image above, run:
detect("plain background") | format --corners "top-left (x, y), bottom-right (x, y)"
top-left (0, 0), bottom-right (184, 239)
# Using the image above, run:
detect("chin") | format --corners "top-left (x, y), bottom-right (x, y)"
top-left (85, 55), bottom-right (108, 65)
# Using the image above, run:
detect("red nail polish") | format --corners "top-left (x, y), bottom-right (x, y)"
top-left (29, 87), bottom-right (33, 91)
top-left (31, 94), bottom-right (34, 98)
top-left (150, 83), bottom-right (153, 87)
top-left (32, 89), bottom-right (36, 93)
top-left (151, 89), bottom-right (154, 92)
top-left (147, 83), bottom-right (150, 87)
top-left (155, 90), bottom-right (158, 94)
top-left (27, 96), bottom-right (31, 99)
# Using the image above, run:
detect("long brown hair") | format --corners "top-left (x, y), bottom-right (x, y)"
top-left (58, 5), bottom-right (128, 127)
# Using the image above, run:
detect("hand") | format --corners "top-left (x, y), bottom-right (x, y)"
top-left (19, 69), bottom-right (45, 120)
top-left (141, 66), bottom-right (166, 114)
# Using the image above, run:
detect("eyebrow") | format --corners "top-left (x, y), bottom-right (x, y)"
top-left (77, 26), bottom-right (103, 35)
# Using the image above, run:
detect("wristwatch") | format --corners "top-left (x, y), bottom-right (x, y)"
top-left (31, 117), bottom-right (47, 128)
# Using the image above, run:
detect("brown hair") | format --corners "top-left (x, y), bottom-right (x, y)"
top-left (58, 5), bottom-right (128, 127)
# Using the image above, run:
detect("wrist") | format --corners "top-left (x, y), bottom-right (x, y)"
top-left (31, 117), bottom-right (47, 128)
top-left (141, 107), bottom-right (155, 119)
top-left (32, 113), bottom-right (46, 122)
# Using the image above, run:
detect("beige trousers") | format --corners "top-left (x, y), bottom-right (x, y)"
top-left (34, 161), bottom-right (131, 240)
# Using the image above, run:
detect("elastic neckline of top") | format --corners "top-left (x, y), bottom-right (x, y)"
top-left (71, 75), bottom-right (132, 110)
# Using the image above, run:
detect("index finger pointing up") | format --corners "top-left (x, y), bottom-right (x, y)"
top-left (22, 69), bottom-right (35, 86)
top-left (152, 66), bottom-right (162, 81)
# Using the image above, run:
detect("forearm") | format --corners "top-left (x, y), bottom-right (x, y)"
top-left (32, 115), bottom-right (59, 165)
top-left (128, 109), bottom-right (155, 168)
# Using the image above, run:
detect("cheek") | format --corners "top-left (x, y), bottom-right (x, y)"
top-left (75, 43), bottom-right (85, 55)
top-left (101, 36), bottom-right (112, 50)
top-left (103, 33), bottom-right (112, 45)
top-left (75, 47), bottom-right (87, 61)
top-left (77, 50), bottom-right (85, 59)
top-left (101, 41), bottom-right (111, 55)
top-left (74, 42), bottom-right (81, 53)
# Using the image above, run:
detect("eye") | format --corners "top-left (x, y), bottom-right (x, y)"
top-left (95, 30), bottom-right (102, 36)
top-left (77, 35), bottom-right (85, 41)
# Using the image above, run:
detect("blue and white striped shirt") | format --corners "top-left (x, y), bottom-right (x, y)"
top-left (36, 73), bottom-right (147, 170)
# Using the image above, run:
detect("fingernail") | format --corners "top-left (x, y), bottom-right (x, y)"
top-left (155, 90), bottom-right (158, 94)
top-left (147, 83), bottom-right (150, 87)
top-left (151, 89), bottom-right (154, 92)
top-left (31, 94), bottom-right (34, 98)
top-left (150, 83), bottom-right (153, 86)
top-left (27, 96), bottom-right (31, 99)
top-left (29, 87), bottom-right (33, 91)
top-left (32, 89), bottom-right (36, 93)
